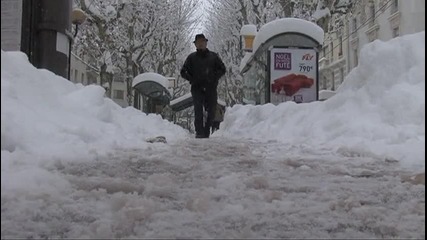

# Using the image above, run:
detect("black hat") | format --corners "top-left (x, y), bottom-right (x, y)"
top-left (193, 34), bottom-right (208, 43)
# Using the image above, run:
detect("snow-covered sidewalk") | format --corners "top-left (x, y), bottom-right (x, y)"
top-left (2, 137), bottom-right (424, 238)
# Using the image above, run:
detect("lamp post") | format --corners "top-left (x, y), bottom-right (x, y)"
top-left (68, 8), bottom-right (87, 80)
top-left (33, 0), bottom-right (72, 78)
top-left (239, 24), bottom-right (257, 52)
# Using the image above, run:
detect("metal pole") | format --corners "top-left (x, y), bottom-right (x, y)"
top-left (20, 0), bottom-right (35, 60)
top-left (68, 24), bottom-right (78, 80)
top-left (33, 0), bottom-right (72, 79)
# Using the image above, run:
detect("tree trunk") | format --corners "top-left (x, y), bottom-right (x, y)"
top-left (100, 63), bottom-right (112, 97)
top-left (279, 0), bottom-right (293, 17)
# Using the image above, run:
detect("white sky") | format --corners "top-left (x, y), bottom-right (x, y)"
top-left (1, 31), bottom-right (425, 238)
top-left (193, 0), bottom-right (208, 35)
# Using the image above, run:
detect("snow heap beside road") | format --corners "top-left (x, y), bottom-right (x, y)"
top-left (1, 50), bottom-right (189, 161)
top-left (219, 31), bottom-right (425, 170)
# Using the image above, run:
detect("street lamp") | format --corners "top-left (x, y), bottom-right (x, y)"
top-left (68, 8), bottom-right (87, 80)
top-left (240, 24), bottom-right (257, 52)
top-left (71, 8), bottom-right (87, 26)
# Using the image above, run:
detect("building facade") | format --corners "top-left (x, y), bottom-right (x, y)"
top-left (70, 54), bottom-right (131, 107)
top-left (70, 53), bottom-right (100, 86)
top-left (111, 73), bottom-right (129, 107)
top-left (319, 24), bottom-right (349, 91)
top-left (318, 0), bottom-right (425, 92)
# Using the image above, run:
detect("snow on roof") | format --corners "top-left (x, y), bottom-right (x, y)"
top-left (105, 5), bottom-right (116, 18)
top-left (312, 8), bottom-right (331, 21)
top-left (240, 24), bottom-right (257, 36)
top-left (170, 92), bottom-right (192, 106)
top-left (239, 52), bottom-right (253, 73)
top-left (102, 81), bottom-right (110, 89)
top-left (102, 51), bottom-right (114, 69)
top-left (217, 99), bottom-right (226, 107)
top-left (319, 89), bottom-right (336, 100)
top-left (252, 18), bottom-right (324, 55)
top-left (170, 92), bottom-right (227, 108)
top-left (132, 72), bottom-right (169, 89)
top-left (106, 65), bottom-right (115, 73)
top-left (335, 0), bottom-right (351, 8)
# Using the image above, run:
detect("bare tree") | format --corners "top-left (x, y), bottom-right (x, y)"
top-left (205, 0), bottom-right (284, 105)
top-left (74, 0), bottom-right (200, 105)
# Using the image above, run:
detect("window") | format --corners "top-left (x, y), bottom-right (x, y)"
top-left (113, 90), bottom-right (124, 99)
top-left (340, 68), bottom-right (345, 83)
top-left (354, 49), bottom-right (358, 67)
top-left (322, 77), bottom-right (327, 90)
top-left (168, 78), bottom-right (176, 88)
top-left (352, 17), bottom-right (357, 33)
top-left (331, 72), bottom-right (335, 91)
top-left (81, 73), bottom-right (85, 84)
top-left (87, 75), bottom-right (97, 85)
top-left (323, 46), bottom-right (329, 60)
top-left (338, 36), bottom-right (343, 57)
top-left (370, 2), bottom-right (376, 22)
top-left (391, 0), bottom-right (399, 13)
top-left (114, 75), bottom-right (124, 82)
top-left (74, 69), bottom-right (78, 81)
top-left (392, 27), bottom-right (400, 37)
top-left (330, 42), bottom-right (334, 62)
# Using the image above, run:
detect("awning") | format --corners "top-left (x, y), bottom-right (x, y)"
top-left (170, 92), bottom-right (226, 112)
top-left (132, 72), bottom-right (172, 103)
top-left (170, 93), bottom-right (193, 112)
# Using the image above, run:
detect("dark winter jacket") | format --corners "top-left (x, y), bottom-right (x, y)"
top-left (180, 49), bottom-right (226, 88)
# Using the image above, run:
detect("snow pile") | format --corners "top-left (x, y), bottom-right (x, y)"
top-left (251, 18), bottom-right (324, 54)
top-left (219, 32), bottom-right (425, 170)
top-left (132, 72), bottom-right (170, 89)
top-left (1, 50), bottom-right (189, 161)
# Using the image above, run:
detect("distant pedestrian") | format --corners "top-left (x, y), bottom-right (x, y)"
top-left (161, 104), bottom-right (173, 121)
top-left (211, 103), bottom-right (225, 133)
top-left (180, 34), bottom-right (226, 138)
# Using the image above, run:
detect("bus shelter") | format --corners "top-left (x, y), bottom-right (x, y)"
top-left (169, 93), bottom-right (226, 130)
top-left (170, 93), bottom-right (226, 112)
top-left (240, 18), bottom-right (324, 105)
top-left (132, 72), bottom-right (172, 114)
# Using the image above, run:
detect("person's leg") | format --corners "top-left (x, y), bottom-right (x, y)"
top-left (204, 89), bottom-right (217, 137)
top-left (191, 86), bottom-right (205, 137)
top-left (211, 121), bottom-right (219, 133)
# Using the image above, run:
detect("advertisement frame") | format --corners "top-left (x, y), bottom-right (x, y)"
top-left (267, 46), bottom-right (319, 104)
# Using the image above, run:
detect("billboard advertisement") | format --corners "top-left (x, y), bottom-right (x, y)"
top-left (270, 48), bottom-right (318, 104)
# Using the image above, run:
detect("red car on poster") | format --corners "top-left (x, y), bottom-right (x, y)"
top-left (271, 73), bottom-right (314, 96)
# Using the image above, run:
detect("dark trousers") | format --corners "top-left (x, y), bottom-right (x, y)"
top-left (191, 85), bottom-right (217, 137)
top-left (211, 121), bottom-right (220, 133)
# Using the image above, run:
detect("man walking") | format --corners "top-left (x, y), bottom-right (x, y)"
top-left (180, 34), bottom-right (226, 138)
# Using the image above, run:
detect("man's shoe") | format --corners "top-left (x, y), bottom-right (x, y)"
top-left (204, 127), bottom-right (211, 138)
top-left (195, 134), bottom-right (205, 138)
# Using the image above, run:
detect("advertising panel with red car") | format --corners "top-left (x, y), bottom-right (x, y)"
top-left (270, 48), bottom-right (318, 104)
